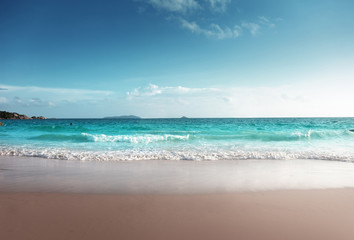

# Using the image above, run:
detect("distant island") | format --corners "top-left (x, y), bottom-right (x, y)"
top-left (181, 116), bottom-right (188, 119)
top-left (103, 115), bottom-right (141, 119)
top-left (0, 111), bottom-right (46, 120)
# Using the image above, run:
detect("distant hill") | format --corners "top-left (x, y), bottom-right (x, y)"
top-left (104, 115), bottom-right (141, 119)
top-left (0, 111), bottom-right (46, 119)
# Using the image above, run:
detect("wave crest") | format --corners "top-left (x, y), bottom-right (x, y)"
top-left (29, 134), bottom-right (89, 142)
top-left (81, 133), bottom-right (190, 143)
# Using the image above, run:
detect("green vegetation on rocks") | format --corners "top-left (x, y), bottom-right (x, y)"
top-left (0, 111), bottom-right (46, 119)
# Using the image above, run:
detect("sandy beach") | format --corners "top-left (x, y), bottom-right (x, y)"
top-left (1, 190), bottom-right (354, 240)
top-left (2, 156), bottom-right (354, 239)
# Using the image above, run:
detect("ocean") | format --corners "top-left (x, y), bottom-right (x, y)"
top-left (1, 118), bottom-right (354, 162)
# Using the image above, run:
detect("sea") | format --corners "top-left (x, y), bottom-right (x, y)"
top-left (1, 118), bottom-right (354, 162)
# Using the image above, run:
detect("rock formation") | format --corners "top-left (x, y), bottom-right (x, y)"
top-left (0, 111), bottom-right (46, 119)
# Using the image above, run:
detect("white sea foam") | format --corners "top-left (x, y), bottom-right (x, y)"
top-left (1, 146), bottom-right (354, 162)
top-left (81, 133), bottom-right (190, 143)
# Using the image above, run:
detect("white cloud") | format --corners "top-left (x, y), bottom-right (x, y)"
top-left (1, 96), bottom-right (55, 108)
top-left (142, 1), bottom-right (276, 40)
top-left (258, 16), bottom-right (275, 28)
top-left (240, 17), bottom-right (276, 36)
top-left (207, 0), bottom-right (231, 12)
top-left (241, 21), bottom-right (260, 36)
top-left (127, 83), bottom-right (218, 99)
top-left (180, 19), bottom-right (241, 39)
top-left (29, 97), bottom-right (56, 107)
top-left (0, 84), bottom-right (113, 101)
top-left (2, 81), bottom-right (353, 118)
top-left (180, 19), bottom-right (200, 32)
top-left (221, 96), bottom-right (233, 103)
top-left (145, 0), bottom-right (232, 13)
top-left (0, 84), bottom-right (115, 116)
top-left (127, 83), bottom-right (162, 97)
top-left (146, 0), bottom-right (200, 12)
top-left (125, 83), bottom-right (354, 118)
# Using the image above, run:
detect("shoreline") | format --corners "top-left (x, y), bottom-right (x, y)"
top-left (2, 155), bottom-right (354, 194)
top-left (2, 189), bottom-right (354, 240)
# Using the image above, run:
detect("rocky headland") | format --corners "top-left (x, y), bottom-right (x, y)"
top-left (0, 111), bottom-right (46, 120)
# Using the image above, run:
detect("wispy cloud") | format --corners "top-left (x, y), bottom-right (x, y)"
top-left (125, 83), bottom-right (350, 117)
top-left (2, 81), bottom-right (352, 118)
top-left (241, 21), bottom-right (260, 36)
top-left (0, 85), bottom-right (113, 98)
top-left (180, 18), bottom-right (241, 39)
top-left (127, 84), bottom-right (162, 97)
top-left (127, 83), bottom-right (217, 99)
top-left (0, 88), bottom-right (8, 90)
top-left (207, 0), bottom-right (231, 12)
top-left (258, 16), bottom-right (275, 28)
top-left (145, 0), bottom-right (232, 13)
top-left (0, 84), bottom-right (115, 110)
top-left (241, 17), bottom-right (276, 36)
top-left (146, 0), bottom-right (200, 13)
top-left (29, 97), bottom-right (55, 107)
top-left (142, 1), bottom-right (277, 40)
top-left (3, 96), bottom-right (54, 108)
top-left (124, 81), bottom-right (354, 118)
top-left (180, 16), bottom-right (277, 38)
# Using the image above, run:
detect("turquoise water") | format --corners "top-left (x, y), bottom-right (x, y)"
top-left (1, 118), bottom-right (354, 161)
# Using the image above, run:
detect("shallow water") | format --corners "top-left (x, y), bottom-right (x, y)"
top-left (0, 118), bottom-right (354, 161)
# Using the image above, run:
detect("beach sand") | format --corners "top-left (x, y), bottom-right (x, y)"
top-left (2, 156), bottom-right (354, 239)
top-left (1, 190), bottom-right (354, 240)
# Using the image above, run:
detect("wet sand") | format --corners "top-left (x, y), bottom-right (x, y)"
top-left (2, 156), bottom-right (354, 193)
top-left (2, 190), bottom-right (354, 240)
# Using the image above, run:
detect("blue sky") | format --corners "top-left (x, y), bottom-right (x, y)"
top-left (1, 0), bottom-right (354, 118)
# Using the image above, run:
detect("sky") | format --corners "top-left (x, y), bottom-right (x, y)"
top-left (1, 0), bottom-right (354, 118)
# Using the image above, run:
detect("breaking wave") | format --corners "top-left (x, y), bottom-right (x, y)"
top-left (81, 133), bottom-right (190, 143)
top-left (26, 133), bottom-right (190, 143)
top-left (1, 146), bottom-right (353, 162)
top-left (204, 130), bottom-right (354, 142)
